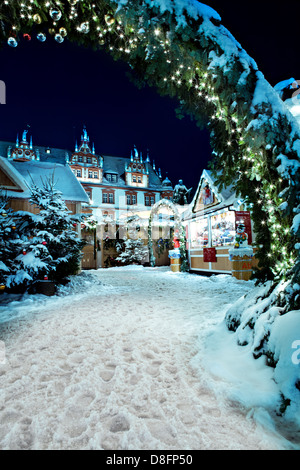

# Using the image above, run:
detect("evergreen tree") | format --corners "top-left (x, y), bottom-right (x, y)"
top-left (26, 175), bottom-right (85, 283)
top-left (0, 193), bottom-right (22, 288)
top-left (7, 175), bottom-right (85, 289)
top-left (116, 237), bottom-right (147, 265)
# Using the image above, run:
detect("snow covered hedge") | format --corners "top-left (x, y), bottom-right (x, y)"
top-left (225, 282), bottom-right (300, 422)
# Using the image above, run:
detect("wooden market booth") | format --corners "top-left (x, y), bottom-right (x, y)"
top-left (183, 170), bottom-right (258, 279)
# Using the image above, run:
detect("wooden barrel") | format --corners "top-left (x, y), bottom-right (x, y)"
top-left (170, 257), bottom-right (181, 273)
top-left (231, 255), bottom-right (253, 281)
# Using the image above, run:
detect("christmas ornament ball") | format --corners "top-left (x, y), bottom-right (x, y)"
top-left (54, 34), bottom-right (64, 44)
top-left (37, 32), bottom-right (46, 42)
top-left (7, 37), bottom-right (18, 47)
top-left (33, 13), bottom-right (42, 24)
top-left (104, 14), bottom-right (115, 26)
top-left (59, 27), bottom-right (67, 37)
top-left (49, 8), bottom-right (62, 21)
top-left (79, 22), bottom-right (90, 34)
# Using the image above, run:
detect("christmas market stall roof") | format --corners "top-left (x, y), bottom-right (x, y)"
top-left (0, 156), bottom-right (90, 203)
top-left (182, 169), bottom-right (240, 221)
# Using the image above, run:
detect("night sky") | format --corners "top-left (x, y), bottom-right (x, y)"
top-left (0, 0), bottom-right (299, 195)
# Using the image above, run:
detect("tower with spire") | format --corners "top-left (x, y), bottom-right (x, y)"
top-left (8, 129), bottom-right (38, 162)
top-left (69, 126), bottom-right (103, 182)
top-left (125, 145), bottom-right (149, 187)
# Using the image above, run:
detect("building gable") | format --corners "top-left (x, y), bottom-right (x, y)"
top-left (0, 157), bottom-right (27, 193)
top-left (192, 174), bottom-right (220, 213)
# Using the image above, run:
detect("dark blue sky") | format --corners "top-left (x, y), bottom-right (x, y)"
top-left (0, 0), bottom-right (299, 194)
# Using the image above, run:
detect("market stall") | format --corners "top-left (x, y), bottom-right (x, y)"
top-left (183, 170), bottom-right (257, 278)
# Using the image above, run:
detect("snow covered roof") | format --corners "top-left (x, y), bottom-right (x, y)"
top-left (0, 141), bottom-right (166, 190)
top-left (102, 154), bottom-right (164, 188)
top-left (182, 169), bottom-right (238, 220)
top-left (0, 156), bottom-right (89, 203)
top-left (0, 140), bottom-right (71, 165)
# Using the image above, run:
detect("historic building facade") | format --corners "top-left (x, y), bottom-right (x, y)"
top-left (0, 127), bottom-right (174, 268)
top-left (67, 127), bottom-right (174, 227)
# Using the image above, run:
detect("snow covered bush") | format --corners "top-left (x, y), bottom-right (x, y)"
top-left (116, 237), bottom-right (148, 265)
top-left (225, 282), bottom-right (300, 422)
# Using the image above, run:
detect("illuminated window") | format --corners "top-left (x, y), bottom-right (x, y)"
top-left (211, 211), bottom-right (235, 247)
top-left (190, 219), bottom-right (209, 248)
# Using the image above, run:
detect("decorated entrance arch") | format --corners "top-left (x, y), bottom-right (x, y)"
top-left (148, 198), bottom-right (188, 271)
top-left (1, 5), bottom-right (300, 308)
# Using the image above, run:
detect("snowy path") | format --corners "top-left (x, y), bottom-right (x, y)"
top-left (0, 267), bottom-right (295, 450)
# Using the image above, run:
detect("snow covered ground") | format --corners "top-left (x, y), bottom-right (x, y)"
top-left (0, 266), bottom-right (299, 450)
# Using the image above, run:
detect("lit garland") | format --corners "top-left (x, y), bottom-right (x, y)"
top-left (0, 0), bottom-right (300, 306)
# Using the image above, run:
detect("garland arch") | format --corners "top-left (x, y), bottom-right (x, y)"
top-left (1, 0), bottom-right (300, 309)
top-left (147, 198), bottom-right (188, 271)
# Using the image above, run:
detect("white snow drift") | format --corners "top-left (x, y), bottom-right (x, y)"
top-left (0, 267), bottom-right (299, 450)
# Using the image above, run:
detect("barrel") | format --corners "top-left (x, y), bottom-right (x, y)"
top-left (170, 257), bottom-right (181, 273)
top-left (231, 255), bottom-right (253, 281)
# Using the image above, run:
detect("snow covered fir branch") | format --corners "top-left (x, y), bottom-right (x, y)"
top-left (0, 0), bottom-right (300, 430)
